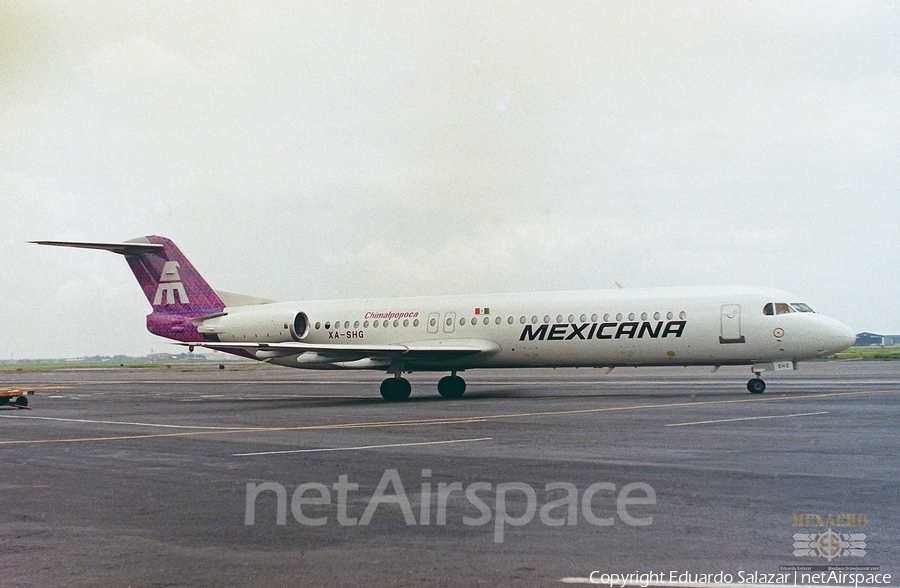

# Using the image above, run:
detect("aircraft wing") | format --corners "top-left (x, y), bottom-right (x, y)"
top-left (183, 339), bottom-right (500, 365)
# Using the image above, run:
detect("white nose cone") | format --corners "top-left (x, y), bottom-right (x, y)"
top-left (824, 320), bottom-right (857, 355)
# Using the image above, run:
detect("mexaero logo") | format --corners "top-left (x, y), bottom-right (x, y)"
top-left (153, 261), bottom-right (189, 305)
top-left (519, 321), bottom-right (686, 341)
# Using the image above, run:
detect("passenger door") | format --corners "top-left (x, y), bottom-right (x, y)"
top-left (719, 304), bottom-right (745, 344)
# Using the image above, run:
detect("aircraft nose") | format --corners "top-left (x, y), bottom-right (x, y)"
top-left (826, 321), bottom-right (857, 353)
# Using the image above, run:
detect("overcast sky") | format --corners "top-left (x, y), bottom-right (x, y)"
top-left (2, 1), bottom-right (899, 358)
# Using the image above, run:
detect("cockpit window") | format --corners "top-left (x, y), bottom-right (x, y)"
top-left (764, 302), bottom-right (800, 315)
top-left (790, 303), bottom-right (815, 313)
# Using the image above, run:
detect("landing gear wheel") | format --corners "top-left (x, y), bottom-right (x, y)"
top-left (437, 375), bottom-right (466, 399)
top-left (380, 377), bottom-right (411, 401)
top-left (747, 378), bottom-right (766, 394)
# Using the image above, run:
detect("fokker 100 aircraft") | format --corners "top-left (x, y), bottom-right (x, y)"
top-left (34, 236), bottom-right (856, 401)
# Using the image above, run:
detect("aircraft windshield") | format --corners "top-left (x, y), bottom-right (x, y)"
top-left (763, 302), bottom-right (811, 315)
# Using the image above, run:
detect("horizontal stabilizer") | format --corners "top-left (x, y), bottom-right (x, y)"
top-left (31, 240), bottom-right (164, 256)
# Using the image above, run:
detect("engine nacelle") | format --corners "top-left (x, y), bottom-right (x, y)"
top-left (196, 309), bottom-right (308, 343)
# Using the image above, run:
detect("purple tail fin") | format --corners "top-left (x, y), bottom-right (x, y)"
top-left (33, 236), bottom-right (225, 344)
top-left (123, 236), bottom-right (225, 314)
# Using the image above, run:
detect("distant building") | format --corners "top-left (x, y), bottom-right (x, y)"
top-left (854, 332), bottom-right (900, 346)
top-left (856, 332), bottom-right (883, 346)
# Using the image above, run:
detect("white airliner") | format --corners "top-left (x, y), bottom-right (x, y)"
top-left (34, 236), bottom-right (856, 401)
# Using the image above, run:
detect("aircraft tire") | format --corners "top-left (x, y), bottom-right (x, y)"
top-left (437, 375), bottom-right (466, 399)
top-left (380, 378), bottom-right (411, 401)
top-left (14, 396), bottom-right (28, 407)
top-left (747, 378), bottom-right (766, 394)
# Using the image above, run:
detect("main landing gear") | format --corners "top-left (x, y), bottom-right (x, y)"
top-left (380, 377), bottom-right (411, 402)
top-left (379, 372), bottom-right (468, 401)
top-left (437, 374), bottom-right (466, 399)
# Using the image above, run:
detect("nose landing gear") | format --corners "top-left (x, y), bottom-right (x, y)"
top-left (747, 377), bottom-right (766, 394)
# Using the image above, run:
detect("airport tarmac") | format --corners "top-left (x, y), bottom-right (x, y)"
top-left (0, 361), bottom-right (897, 587)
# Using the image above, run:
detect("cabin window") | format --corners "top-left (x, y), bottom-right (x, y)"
top-left (324, 322), bottom-right (331, 329)
top-left (666, 312), bottom-right (673, 320)
top-left (430, 317), bottom-right (437, 327)
top-left (679, 311), bottom-right (686, 319)
top-left (471, 317), bottom-right (477, 325)
top-left (495, 317), bottom-right (502, 325)
top-left (520, 316), bottom-right (526, 324)
top-left (592, 314), bottom-right (599, 322)
top-left (510, 316), bottom-right (516, 325)
top-left (653, 312), bottom-right (660, 320)
top-left (413, 319), bottom-right (419, 327)
top-left (446, 317), bottom-right (453, 327)
top-left (557, 314), bottom-right (564, 323)
top-left (616, 313), bottom-right (623, 321)
top-left (628, 313), bottom-right (635, 321)
top-left (531, 315), bottom-right (538, 324)
top-left (315, 322), bottom-right (321, 330)
top-left (483, 317), bottom-right (490, 325)
top-left (403, 319), bottom-right (409, 327)
top-left (460, 318), bottom-right (466, 326)
top-left (543, 315), bottom-right (551, 324)
top-left (580, 314), bottom-right (587, 322)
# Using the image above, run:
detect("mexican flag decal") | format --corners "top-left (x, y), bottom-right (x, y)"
top-left (474, 307), bottom-right (490, 315)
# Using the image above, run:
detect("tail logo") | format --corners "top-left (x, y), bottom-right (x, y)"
top-left (153, 261), bottom-right (190, 305)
